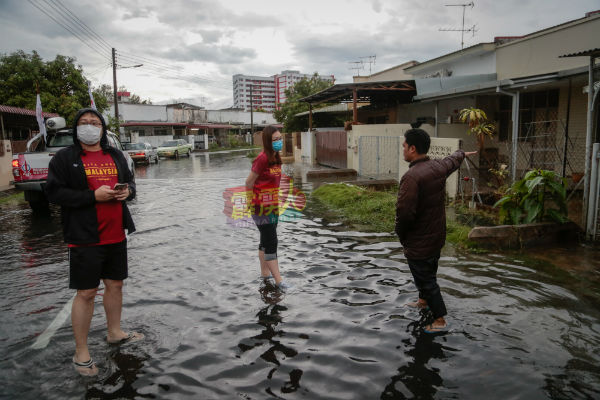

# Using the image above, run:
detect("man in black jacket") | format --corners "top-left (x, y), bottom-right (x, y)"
top-left (396, 128), bottom-right (476, 334)
top-left (46, 108), bottom-right (142, 376)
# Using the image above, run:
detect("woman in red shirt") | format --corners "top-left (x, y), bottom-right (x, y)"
top-left (245, 126), bottom-right (290, 291)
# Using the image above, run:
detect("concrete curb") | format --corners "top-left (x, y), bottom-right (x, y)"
top-left (468, 221), bottom-right (582, 249)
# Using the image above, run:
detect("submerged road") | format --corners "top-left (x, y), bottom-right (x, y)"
top-left (1, 151), bottom-right (599, 399)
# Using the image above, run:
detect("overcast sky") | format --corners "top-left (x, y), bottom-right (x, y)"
top-left (1, 0), bottom-right (598, 109)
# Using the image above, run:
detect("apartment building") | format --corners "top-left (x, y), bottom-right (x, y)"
top-left (233, 71), bottom-right (334, 111)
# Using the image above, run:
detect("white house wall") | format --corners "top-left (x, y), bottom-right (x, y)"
top-left (106, 103), bottom-right (168, 122)
top-left (206, 110), bottom-right (277, 126)
top-left (496, 15), bottom-right (600, 80)
top-left (410, 49), bottom-right (496, 78)
top-left (395, 103), bottom-right (435, 124)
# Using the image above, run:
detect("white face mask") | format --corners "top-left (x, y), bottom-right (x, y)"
top-left (77, 124), bottom-right (102, 145)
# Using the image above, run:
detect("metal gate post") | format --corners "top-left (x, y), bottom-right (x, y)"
top-left (358, 136), bottom-right (362, 177)
top-left (586, 143), bottom-right (600, 239)
top-left (375, 136), bottom-right (379, 179)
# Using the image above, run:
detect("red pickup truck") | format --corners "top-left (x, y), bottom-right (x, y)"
top-left (12, 117), bottom-right (134, 212)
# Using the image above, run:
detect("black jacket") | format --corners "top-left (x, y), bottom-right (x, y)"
top-left (395, 150), bottom-right (465, 259)
top-left (45, 108), bottom-right (136, 244)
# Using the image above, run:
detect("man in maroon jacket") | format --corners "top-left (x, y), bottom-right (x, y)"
top-left (395, 128), bottom-right (476, 333)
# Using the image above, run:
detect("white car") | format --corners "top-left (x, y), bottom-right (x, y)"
top-left (123, 142), bottom-right (159, 164)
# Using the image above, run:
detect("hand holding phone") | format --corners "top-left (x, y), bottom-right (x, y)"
top-left (113, 183), bottom-right (128, 191)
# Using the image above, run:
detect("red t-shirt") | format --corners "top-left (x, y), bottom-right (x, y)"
top-left (69, 150), bottom-right (125, 246)
top-left (251, 152), bottom-right (281, 215)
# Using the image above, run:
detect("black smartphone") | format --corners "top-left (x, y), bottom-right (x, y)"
top-left (113, 183), bottom-right (128, 191)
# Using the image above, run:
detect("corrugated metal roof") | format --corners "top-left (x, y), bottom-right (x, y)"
top-left (0, 104), bottom-right (59, 117)
top-left (299, 80), bottom-right (415, 104)
top-left (559, 48), bottom-right (600, 58)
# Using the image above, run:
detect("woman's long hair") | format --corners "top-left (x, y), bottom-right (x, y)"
top-left (261, 125), bottom-right (282, 165)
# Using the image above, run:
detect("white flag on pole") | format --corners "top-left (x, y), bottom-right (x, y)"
top-left (88, 82), bottom-right (97, 110)
top-left (35, 93), bottom-right (47, 143)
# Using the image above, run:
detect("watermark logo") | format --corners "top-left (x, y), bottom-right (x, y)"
top-left (223, 174), bottom-right (306, 228)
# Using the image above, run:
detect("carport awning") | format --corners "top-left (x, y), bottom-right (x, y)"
top-left (188, 124), bottom-right (234, 129)
top-left (299, 80), bottom-right (416, 105)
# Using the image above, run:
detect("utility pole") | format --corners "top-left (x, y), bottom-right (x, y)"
top-left (112, 48), bottom-right (119, 124)
top-left (250, 84), bottom-right (254, 134)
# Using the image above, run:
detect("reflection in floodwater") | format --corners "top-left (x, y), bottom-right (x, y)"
top-left (0, 152), bottom-right (599, 399)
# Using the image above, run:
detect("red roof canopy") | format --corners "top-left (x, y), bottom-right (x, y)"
top-left (0, 104), bottom-right (59, 118)
top-left (121, 122), bottom-right (235, 129)
top-left (121, 122), bottom-right (187, 127)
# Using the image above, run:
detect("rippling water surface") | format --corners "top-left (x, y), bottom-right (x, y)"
top-left (1, 152), bottom-right (599, 399)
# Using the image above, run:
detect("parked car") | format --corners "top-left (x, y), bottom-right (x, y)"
top-left (12, 117), bottom-right (135, 212)
top-left (157, 139), bottom-right (192, 158)
top-left (124, 142), bottom-right (159, 164)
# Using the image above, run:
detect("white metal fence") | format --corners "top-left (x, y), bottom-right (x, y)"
top-left (358, 136), bottom-right (402, 179)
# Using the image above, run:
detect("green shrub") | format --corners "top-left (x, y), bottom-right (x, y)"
top-left (494, 169), bottom-right (568, 224)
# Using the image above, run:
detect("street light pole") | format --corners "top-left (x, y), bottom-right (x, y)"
top-left (112, 48), bottom-right (119, 123)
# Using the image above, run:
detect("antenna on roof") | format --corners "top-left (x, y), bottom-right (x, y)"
top-left (359, 55), bottom-right (377, 75)
top-left (348, 60), bottom-right (364, 76)
top-left (439, 1), bottom-right (477, 49)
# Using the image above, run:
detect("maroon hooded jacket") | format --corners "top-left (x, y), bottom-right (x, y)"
top-left (395, 150), bottom-right (465, 259)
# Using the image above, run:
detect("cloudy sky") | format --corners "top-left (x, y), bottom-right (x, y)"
top-left (1, 0), bottom-right (598, 109)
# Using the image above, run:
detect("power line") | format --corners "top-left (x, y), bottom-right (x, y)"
top-left (47, 0), bottom-right (113, 52)
top-left (35, 0), bottom-right (111, 54)
top-left (87, 62), bottom-right (111, 78)
top-left (117, 52), bottom-right (233, 88)
top-left (29, 0), bottom-right (234, 93)
top-left (133, 67), bottom-right (233, 90)
top-left (27, 0), bottom-right (110, 61)
top-left (118, 51), bottom-right (230, 84)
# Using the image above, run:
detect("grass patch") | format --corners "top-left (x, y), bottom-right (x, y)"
top-left (313, 183), bottom-right (397, 232)
top-left (246, 149), bottom-right (259, 159)
top-left (311, 183), bottom-right (480, 250)
top-left (0, 191), bottom-right (25, 205)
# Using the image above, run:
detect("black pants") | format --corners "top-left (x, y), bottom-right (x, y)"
top-left (407, 253), bottom-right (447, 319)
top-left (253, 214), bottom-right (278, 261)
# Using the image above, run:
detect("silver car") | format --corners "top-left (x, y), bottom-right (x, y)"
top-left (123, 142), bottom-right (159, 164)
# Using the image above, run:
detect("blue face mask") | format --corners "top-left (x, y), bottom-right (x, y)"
top-left (272, 139), bottom-right (283, 152)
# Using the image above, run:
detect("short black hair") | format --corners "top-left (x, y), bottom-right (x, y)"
top-left (404, 128), bottom-right (430, 155)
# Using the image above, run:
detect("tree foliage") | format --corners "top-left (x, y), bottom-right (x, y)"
top-left (0, 50), bottom-right (109, 124)
top-left (273, 74), bottom-right (336, 132)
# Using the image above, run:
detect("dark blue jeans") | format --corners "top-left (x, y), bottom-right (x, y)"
top-left (407, 253), bottom-right (447, 319)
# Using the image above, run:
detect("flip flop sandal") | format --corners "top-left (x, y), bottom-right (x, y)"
top-left (72, 357), bottom-right (98, 377)
top-left (424, 323), bottom-right (449, 334)
top-left (107, 331), bottom-right (144, 345)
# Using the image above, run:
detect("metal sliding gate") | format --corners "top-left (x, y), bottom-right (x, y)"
top-left (316, 130), bottom-right (347, 169)
top-left (358, 136), bottom-right (401, 179)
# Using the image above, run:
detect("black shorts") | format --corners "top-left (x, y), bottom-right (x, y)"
top-left (69, 240), bottom-right (128, 290)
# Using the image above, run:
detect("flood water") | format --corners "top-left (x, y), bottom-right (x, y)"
top-left (1, 151), bottom-right (600, 399)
